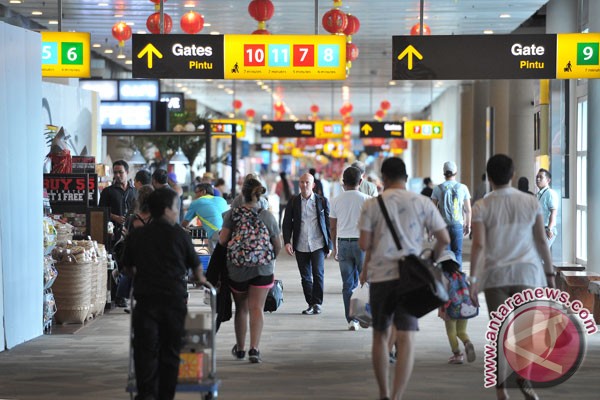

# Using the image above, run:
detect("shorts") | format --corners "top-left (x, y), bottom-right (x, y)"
top-left (370, 279), bottom-right (419, 332)
top-left (229, 274), bottom-right (274, 294)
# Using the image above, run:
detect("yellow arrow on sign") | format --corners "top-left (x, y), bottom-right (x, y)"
top-left (137, 43), bottom-right (163, 69)
top-left (361, 123), bottom-right (373, 136)
top-left (262, 123), bottom-right (274, 134)
top-left (397, 45), bottom-right (423, 70)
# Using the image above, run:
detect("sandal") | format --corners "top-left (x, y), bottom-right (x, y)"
top-left (448, 352), bottom-right (464, 364)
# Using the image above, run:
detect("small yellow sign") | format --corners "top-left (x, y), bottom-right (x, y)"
top-left (556, 33), bottom-right (600, 79)
top-left (224, 34), bottom-right (346, 80)
top-left (41, 32), bottom-right (90, 78)
top-left (315, 120), bottom-right (344, 139)
top-left (210, 119), bottom-right (246, 139)
top-left (404, 120), bottom-right (443, 140)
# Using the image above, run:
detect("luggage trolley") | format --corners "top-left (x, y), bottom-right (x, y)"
top-left (126, 282), bottom-right (221, 399)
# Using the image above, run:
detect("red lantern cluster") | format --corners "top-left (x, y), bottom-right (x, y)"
top-left (274, 102), bottom-right (285, 121)
top-left (112, 21), bottom-right (132, 47)
top-left (248, 0), bottom-right (275, 35)
top-left (322, 3), bottom-right (361, 74)
top-left (373, 100), bottom-right (391, 121)
top-left (344, 14), bottom-right (360, 36)
top-left (147, 12), bottom-right (173, 34)
top-left (410, 22), bottom-right (431, 36)
top-left (180, 11), bottom-right (204, 34)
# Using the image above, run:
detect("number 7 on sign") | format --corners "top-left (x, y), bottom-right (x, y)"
top-left (293, 45), bottom-right (314, 67)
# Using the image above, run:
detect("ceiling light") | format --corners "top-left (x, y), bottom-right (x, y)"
top-left (170, 147), bottom-right (189, 164)
top-left (483, 29), bottom-right (494, 35)
top-left (499, 14), bottom-right (511, 19)
top-left (9, 0), bottom-right (22, 4)
top-left (104, 49), bottom-right (114, 54)
top-left (114, 14), bottom-right (124, 18)
top-left (128, 148), bottom-right (146, 165)
top-left (117, 54), bottom-right (126, 59)
top-left (98, 3), bottom-right (109, 6)
top-left (184, 3), bottom-right (195, 8)
top-left (126, 22), bottom-right (135, 26)
top-left (92, 43), bottom-right (102, 48)
top-left (176, 83), bottom-right (183, 87)
top-left (125, 60), bottom-right (132, 65)
top-left (228, 113), bottom-right (235, 118)
top-left (48, 20), bottom-right (59, 25)
top-left (217, 84), bottom-right (224, 89)
top-left (210, 31), bottom-right (220, 35)
top-left (206, 79), bottom-right (213, 82)
top-left (388, 81), bottom-right (397, 86)
top-left (137, 30), bottom-right (146, 34)
top-left (32, 11), bottom-right (43, 16)
top-left (204, 23), bottom-right (212, 27)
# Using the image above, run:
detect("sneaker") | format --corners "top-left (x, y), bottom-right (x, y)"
top-left (348, 320), bottom-right (359, 331)
top-left (302, 306), bottom-right (315, 315)
top-left (231, 344), bottom-right (245, 360)
top-left (248, 348), bottom-right (261, 363)
top-left (115, 297), bottom-right (128, 308)
top-left (389, 352), bottom-right (397, 364)
top-left (464, 341), bottom-right (476, 363)
top-left (313, 304), bottom-right (322, 314)
top-left (448, 352), bottom-right (464, 364)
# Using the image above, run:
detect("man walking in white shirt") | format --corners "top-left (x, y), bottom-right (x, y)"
top-left (330, 166), bottom-right (371, 330)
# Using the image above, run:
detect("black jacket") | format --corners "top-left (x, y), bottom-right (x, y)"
top-left (282, 193), bottom-right (332, 253)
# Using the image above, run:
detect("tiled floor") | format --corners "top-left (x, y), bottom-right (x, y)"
top-left (1, 243), bottom-right (599, 399)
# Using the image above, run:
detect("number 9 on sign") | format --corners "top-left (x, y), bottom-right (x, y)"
top-left (318, 44), bottom-right (340, 67)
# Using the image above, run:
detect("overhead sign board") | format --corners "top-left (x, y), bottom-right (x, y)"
top-left (315, 120), bottom-right (344, 139)
top-left (261, 121), bottom-right (314, 138)
top-left (41, 32), bottom-right (91, 78)
top-left (404, 121), bottom-right (443, 140)
top-left (359, 121), bottom-right (404, 138)
top-left (210, 119), bottom-right (246, 139)
top-left (393, 33), bottom-right (600, 80)
top-left (133, 34), bottom-right (346, 80)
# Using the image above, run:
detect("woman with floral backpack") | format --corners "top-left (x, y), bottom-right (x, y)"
top-left (219, 178), bottom-right (282, 363)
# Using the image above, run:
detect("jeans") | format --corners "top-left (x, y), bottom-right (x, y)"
top-left (447, 224), bottom-right (464, 267)
top-left (116, 273), bottom-right (132, 299)
top-left (133, 297), bottom-right (186, 400)
top-left (337, 240), bottom-right (364, 322)
top-left (295, 248), bottom-right (326, 306)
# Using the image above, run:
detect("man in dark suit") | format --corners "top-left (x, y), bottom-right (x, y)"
top-left (282, 172), bottom-right (332, 315)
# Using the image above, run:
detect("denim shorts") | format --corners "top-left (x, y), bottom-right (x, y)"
top-left (369, 279), bottom-right (419, 332)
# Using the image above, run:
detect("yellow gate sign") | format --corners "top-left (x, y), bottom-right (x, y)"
top-left (41, 32), bottom-right (90, 78)
top-left (404, 121), bottom-right (443, 140)
top-left (556, 33), bottom-right (600, 79)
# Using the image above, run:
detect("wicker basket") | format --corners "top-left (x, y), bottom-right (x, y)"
top-left (53, 262), bottom-right (92, 324)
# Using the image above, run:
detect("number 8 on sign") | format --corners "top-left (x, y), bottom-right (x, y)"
top-left (318, 44), bottom-right (340, 67)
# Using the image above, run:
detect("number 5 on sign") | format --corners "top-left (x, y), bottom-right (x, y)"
top-left (318, 44), bottom-right (340, 67)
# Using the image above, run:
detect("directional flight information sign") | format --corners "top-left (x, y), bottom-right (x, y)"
top-left (393, 33), bottom-right (600, 80)
top-left (133, 34), bottom-right (346, 80)
top-left (261, 121), bottom-right (315, 138)
top-left (359, 121), bottom-right (404, 138)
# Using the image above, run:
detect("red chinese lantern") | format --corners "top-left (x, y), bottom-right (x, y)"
top-left (322, 9), bottom-right (347, 34)
top-left (343, 14), bottom-right (360, 36)
top-left (252, 29), bottom-right (271, 35)
top-left (245, 108), bottom-right (256, 119)
top-left (233, 99), bottom-right (243, 110)
top-left (310, 104), bottom-right (320, 114)
top-left (248, 0), bottom-right (275, 22)
top-left (375, 110), bottom-right (385, 119)
top-left (180, 11), bottom-right (204, 34)
top-left (346, 43), bottom-right (359, 62)
top-left (147, 12), bottom-right (173, 34)
top-left (343, 103), bottom-right (353, 114)
top-left (380, 100), bottom-right (391, 110)
top-left (410, 23), bottom-right (431, 36)
top-left (112, 22), bottom-right (132, 47)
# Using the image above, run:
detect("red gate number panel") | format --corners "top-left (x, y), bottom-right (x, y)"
top-left (244, 44), bottom-right (266, 66)
top-left (293, 45), bottom-right (314, 67)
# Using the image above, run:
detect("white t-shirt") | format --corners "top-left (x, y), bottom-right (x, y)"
top-left (330, 189), bottom-right (371, 239)
top-left (472, 187), bottom-right (546, 290)
top-left (359, 189), bottom-right (447, 283)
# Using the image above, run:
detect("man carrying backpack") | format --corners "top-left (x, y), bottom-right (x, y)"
top-left (431, 161), bottom-right (472, 266)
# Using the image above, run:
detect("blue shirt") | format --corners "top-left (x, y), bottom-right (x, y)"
top-left (184, 195), bottom-right (229, 238)
top-left (537, 186), bottom-right (558, 233)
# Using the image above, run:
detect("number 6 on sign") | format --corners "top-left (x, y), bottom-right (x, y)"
top-left (318, 44), bottom-right (340, 67)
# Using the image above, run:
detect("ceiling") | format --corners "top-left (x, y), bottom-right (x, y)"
top-left (1, 0), bottom-right (548, 123)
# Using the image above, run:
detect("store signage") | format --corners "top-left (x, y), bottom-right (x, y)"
top-left (72, 156), bottom-right (96, 174)
top-left (41, 32), bottom-right (91, 78)
top-left (132, 34), bottom-right (345, 80)
top-left (404, 120), bottom-right (443, 140)
top-left (43, 174), bottom-right (98, 207)
top-left (160, 92), bottom-right (185, 110)
top-left (315, 120), bottom-right (344, 139)
top-left (261, 121), bottom-right (315, 138)
top-left (79, 79), bottom-right (119, 101)
top-left (118, 79), bottom-right (160, 101)
top-left (393, 33), bottom-right (600, 80)
top-left (359, 121), bottom-right (404, 138)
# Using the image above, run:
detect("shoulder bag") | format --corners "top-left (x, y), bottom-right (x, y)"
top-left (376, 195), bottom-right (449, 318)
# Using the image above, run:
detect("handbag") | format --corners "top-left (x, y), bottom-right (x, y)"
top-left (377, 195), bottom-right (449, 318)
